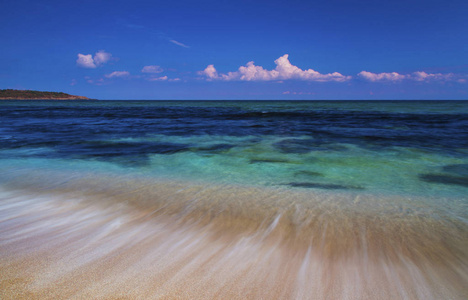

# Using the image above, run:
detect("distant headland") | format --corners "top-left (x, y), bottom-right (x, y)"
top-left (0, 89), bottom-right (92, 100)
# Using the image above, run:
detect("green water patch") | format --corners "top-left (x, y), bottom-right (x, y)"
top-left (1, 134), bottom-right (467, 199)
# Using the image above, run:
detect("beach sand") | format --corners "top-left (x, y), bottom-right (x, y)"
top-left (1, 171), bottom-right (467, 299)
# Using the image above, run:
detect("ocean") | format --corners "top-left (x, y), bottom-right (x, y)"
top-left (0, 100), bottom-right (467, 299)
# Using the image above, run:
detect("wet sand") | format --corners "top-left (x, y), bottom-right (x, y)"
top-left (1, 171), bottom-right (467, 299)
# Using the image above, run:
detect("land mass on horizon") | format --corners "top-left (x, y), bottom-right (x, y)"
top-left (0, 89), bottom-right (91, 100)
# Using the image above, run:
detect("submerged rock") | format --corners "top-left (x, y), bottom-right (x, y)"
top-left (287, 182), bottom-right (363, 190)
top-left (419, 174), bottom-right (468, 187)
top-left (442, 164), bottom-right (468, 177)
top-left (294, 170), bottom-right (323, 177)
top-left (250, 158), bottom-right (291, 164)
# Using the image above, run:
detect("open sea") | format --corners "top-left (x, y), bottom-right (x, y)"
top-left (0, 100), bottom-right (467, 299)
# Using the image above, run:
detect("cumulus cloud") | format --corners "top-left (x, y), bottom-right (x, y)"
top-left (198, 54), bottom-right (351, 82)
top-left (105, 71), bottom-right (130, 78)
top-left (76, 54), bottom-right (96, 68)
top-left (357, 71), bottom-right (406, 82)
top-left (411, 71), bottom-right (454, 82)
top-left (358, 70), bottom-right (457, 82)
top-left (76, 50), bottom-right (112, 68)
top-left (199, 64), bottom-right (218, 79)
top-left (94, 50), bottom-right (112, 66)
top-left (142, 65), bottom-right (164, 73)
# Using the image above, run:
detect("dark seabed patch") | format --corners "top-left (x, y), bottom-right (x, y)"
top-left (442, 164), bottom-right (468, 176)
top-left (45, 141), bottom-right (192, 167)
top-left (287, 182), bottom-right (364, 190)
top-left (273, 138), bottom-right (313, 154)
top-left (419, 173), bottom-right (468, 188)
top-left (56, 141), bottom-right (191, 158)
top-left (294, 170), bottom-right (324, 177)
top-left (274, 138), bottom-right (348, 154)
top-left (193, 143), bottom-right (235, 153)
top-left (250, 158), bottom-right (291, 164)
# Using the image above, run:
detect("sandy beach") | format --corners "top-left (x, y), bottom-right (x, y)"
top-left (1, 171), bottom-right (467, 299)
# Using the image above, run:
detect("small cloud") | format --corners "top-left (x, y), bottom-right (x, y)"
top-left (85, 77), bottom-right (105, 85)
top-left (94, 50), bottom-right (112, 66)
top-left (411, 71), bottom-right (454, 82)
top-left (282, 91), bottom-right (315, 95)
top-left (357, 71), bottom-right (406, 82)
top-left (358, 70), bottom-right (458, 82)
top-left (77, 54), bottom-right (96, 68)
top-left (198, 64), bottom-right (218, 80)
top-left (105, 71), bottom-right (130, 78)
top-left (148, 76), bottom-right (168, 81)
top-left (170, 39), bottom-right (190, 48)
top-left (142, 65), bottom-right (164, 73)
top-left (168, 78), bottom-right (181, 82)
top-left (70, 79), bottom-right (78, 86)
top-left (76, 50), bottom-right (112, 68)
top-left (199, 54), bottom-right (351, 82)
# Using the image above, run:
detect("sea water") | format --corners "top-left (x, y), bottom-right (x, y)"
top-left (0, 100), bottom-right (467, 299)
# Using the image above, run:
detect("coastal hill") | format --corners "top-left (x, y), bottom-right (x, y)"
top-left (0, 89), bottom-right (91, 100)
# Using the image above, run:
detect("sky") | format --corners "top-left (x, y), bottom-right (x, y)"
top-left (1, 0), bottom-right (467, 100)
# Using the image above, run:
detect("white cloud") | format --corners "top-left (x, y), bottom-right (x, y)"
top-left (282, 91), bottom-right (315, 95)
top-left (76, 50), bottom-right (112, 68)
top-left (358, 70), bottom-right (457, 82)
top-left (76, 54), bottom-right (96, 68)
top-left (199, 54), bottom-right (351, 82)
top-left (411, 71), bottom-right (454, 82)
top-left (142, 65), bottom-right (164, 73)
top-left (170, 40), bottom-right (190, 48)
top-left (85, 77), bottom-right (105, 85)
top-left (147, 76), bottom-right (168, 81)
top-left (198, 65), bottom-right (218, 79)
top-left (105, 71), bottom-right (130, 78)
top-left (357, 71), bottom-right (407, 82)
top-left (94, 50), bottom-right (112, 66)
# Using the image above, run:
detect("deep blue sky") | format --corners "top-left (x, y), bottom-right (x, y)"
top-left (1, 0), bottom-right (467, 99)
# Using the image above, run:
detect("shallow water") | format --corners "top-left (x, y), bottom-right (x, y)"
top-left (0, 100), bottom-right (467, 299)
